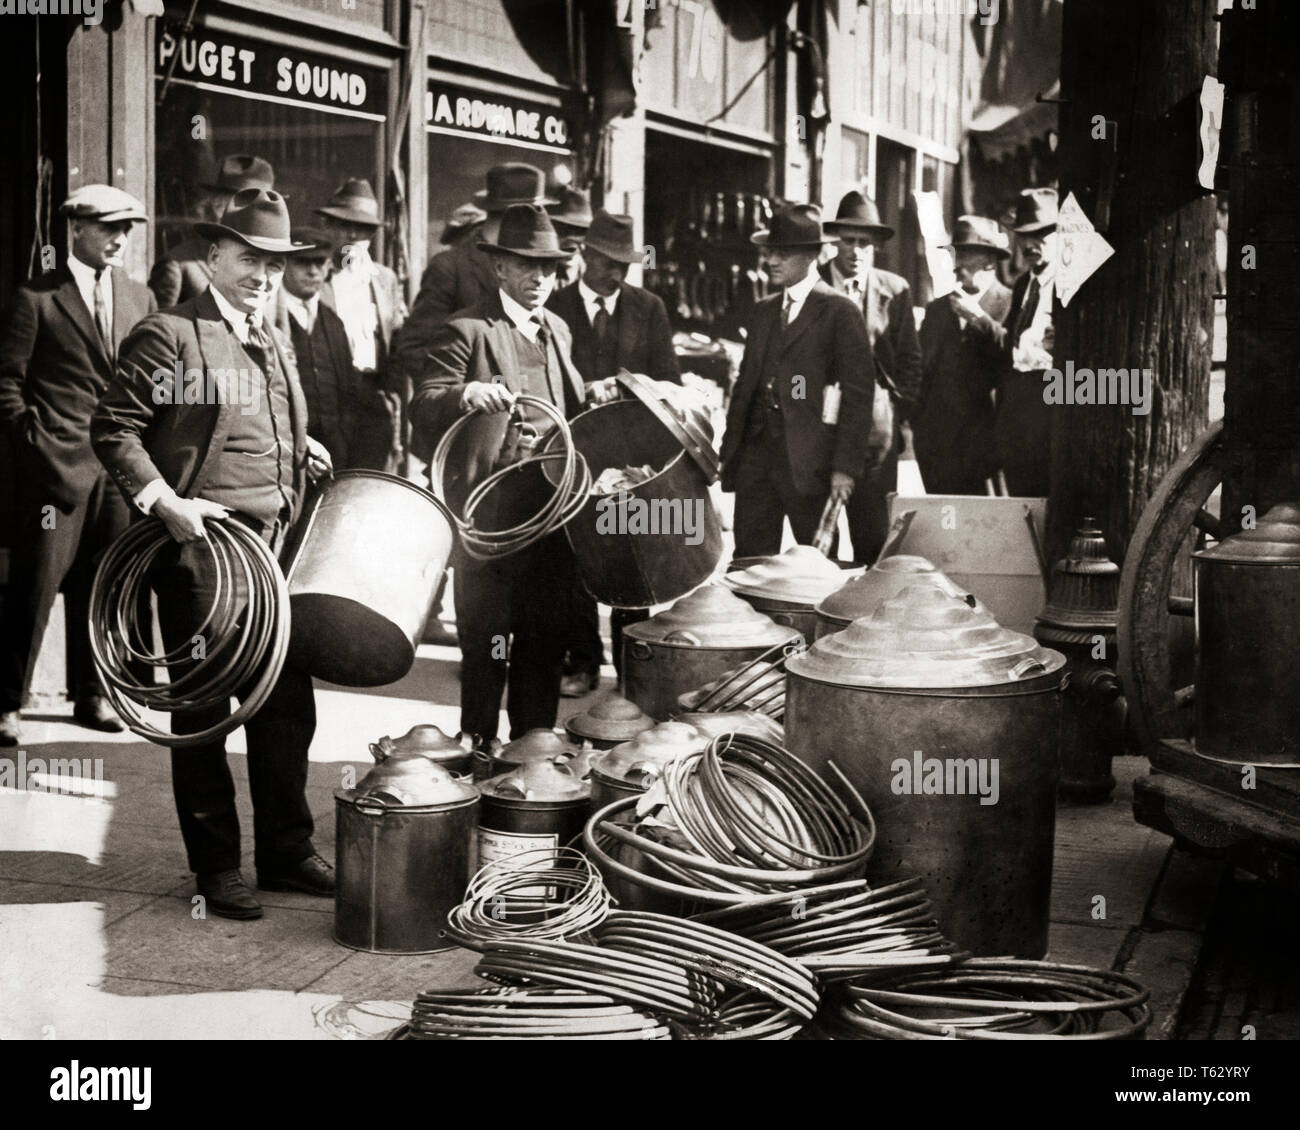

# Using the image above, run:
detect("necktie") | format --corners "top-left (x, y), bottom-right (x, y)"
top-left (1015, 273), bottom-right (1041, 343)
top-left (782, 293), bottom-right (795, 330)
top-left (93, 270), bottom-right (112, 357)
top-left (592, 296), bottom-right (611, 349)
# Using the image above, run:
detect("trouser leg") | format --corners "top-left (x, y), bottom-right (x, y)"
top-left (243, 661), bottom-right (316, 873)
top-left (731, 442), bottom-right (787, 559)
top-left (846, 448), bottom-right (898, 565)
top-left (505, 534), bottom-right (571, 739)
top-left (565, 585), bottom-right (604, 676)
top-left (454, 555), bottom-right (512, 741)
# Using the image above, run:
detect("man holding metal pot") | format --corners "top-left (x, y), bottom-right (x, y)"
top-left (412, 204), bottom-right (618, 744)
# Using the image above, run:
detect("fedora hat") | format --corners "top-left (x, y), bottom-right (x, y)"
top-left (751, 203), bottom-right (837, 248)
top-left (824, 191), bottom-right (894, 239)
top-left (316, 179), bottom-right (382, 227)
top-left (583, 210), bottom-right (641, 265)
top-left (477, 203), bottom-right (572, 260)
top-left (1011, 187), bottom-right (1058, 233)
top-left (61, 184), bottom-right (148, 225)
top-left (195, 188), bottom-right (313, 254)
top-left (947, 215), bottom-right (1011, 259)
top-left (201, 154), bottom-right (275, 194)
top-left (287, 226), bottom-right (335, 259)
top-left (474, 163), bottom-right (558, 212)
top-left (548, 186), bottom-right (593, 231)
top-left (441, 202), bottom-right (487, 243)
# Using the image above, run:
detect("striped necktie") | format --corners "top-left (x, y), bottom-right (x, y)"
top-left (93, 270), bottom-right (112, 357)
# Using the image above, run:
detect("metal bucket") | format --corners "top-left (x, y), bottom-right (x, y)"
top-left (477, 760), bottom-right (591, 873)
top-left (334, 763), bottom-right (478, 955)
top-left (785, 584), bottom-right (1066, 959)
top-left (283, 470), bottom-right (456, 687)
top-left (543, 396), bottom-right (722, 608)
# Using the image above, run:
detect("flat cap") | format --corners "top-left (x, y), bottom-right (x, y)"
top-left (61, 185), bottom-right (148, 224)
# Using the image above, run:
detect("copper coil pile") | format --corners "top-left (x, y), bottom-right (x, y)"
top-left (401, 987), bottom-right (671, 1041)
top-left (442, 848), bottom-right (611, 950)
top-left (677, 655), bottom-right (787, 718)
top-left (823, 959), bottom-right (1152, 1041)
top-left (692, 877), bottom-right (967, 975)
top-left (583, 734), bottom-right (874, 906)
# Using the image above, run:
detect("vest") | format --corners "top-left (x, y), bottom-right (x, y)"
top-left (508, 321), bottom-right (581, 423)
top-left (568, 298), bottom-right (620, 382)
top-left (289, 313), bottom-right (347, 466)
top-left (201, 333), bottom-right (295, 526)
top-left (746, 315), bottom-right (789, 438)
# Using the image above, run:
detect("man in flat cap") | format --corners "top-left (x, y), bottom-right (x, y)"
top-left (720, 204), bottom-right (875, 557)
top-left (315, 178), bottom-right (408, 471)
top-left (93, 187), bottom-right (336, 920)
top-left (149, 154), bottom-right (275, 308)
top-left (820, 190), bottom-right (922, 565)
top-left (0, 185), bottom-right (155, 745)
top-left (411, 203), bottom-right (617, 743)
top-left (441, 203), bottom-right (487, 249)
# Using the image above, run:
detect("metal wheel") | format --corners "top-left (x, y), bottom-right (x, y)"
top-left (1117, 421), bottom-right (1227, 753)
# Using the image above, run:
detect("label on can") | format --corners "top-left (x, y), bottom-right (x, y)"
top-left (476, 827), bottom-right (560, 899)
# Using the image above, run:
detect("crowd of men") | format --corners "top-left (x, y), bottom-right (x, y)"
top-left (0, 155), bottom-right (1058, 919)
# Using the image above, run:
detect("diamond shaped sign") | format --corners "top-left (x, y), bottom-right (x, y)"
top-left (1056, 191), bottom-right (1115, 309)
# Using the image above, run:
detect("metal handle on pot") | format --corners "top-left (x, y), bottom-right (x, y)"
top-left (1010, 657), bottom-right (1047, 680)
top-left (493, 778), bottom-right (531, 799)
top-left (664, 630), bottom-right (702, 646)
top-left (629, 640), bottom-right (655, 660)
top-left (353, 795), bottom-right (393, 815)
top-left (628, 761), bottom-right (662, 789)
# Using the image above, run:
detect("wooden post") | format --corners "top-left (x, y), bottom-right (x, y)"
top-left (1047, 0), bottom-right (1219, 566)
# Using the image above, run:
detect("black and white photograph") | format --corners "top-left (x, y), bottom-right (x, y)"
top-left (0, 0), bottom-right (1294, 1099)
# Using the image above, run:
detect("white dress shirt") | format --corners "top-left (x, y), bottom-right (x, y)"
top-left (828, 259), bottom-right (867, 304)
top-left (67, 253), bottom-right (111, 332)
top-left (578, 278), bottom-right (619, 323)
top-left (1012, 263), bottom-right (1056, 372)
top-left (283, 291), bottom-right (319, 334)
top-left (782, 264), bottom-right (821, 324)
top-left (499, 288), bottom-right (545, 342)
top-left (329, 242), bottom-right (380, 371)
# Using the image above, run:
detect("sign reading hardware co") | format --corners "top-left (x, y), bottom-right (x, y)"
top-left (155, 26), bottom-right (387, 118)
top-left (425, 82), bottom-right (573, 151)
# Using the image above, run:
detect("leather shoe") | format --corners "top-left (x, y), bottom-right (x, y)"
top-left (73, 696), bottom-right (124, 733)
top-left (258, 852), bottom-right (335, 897)
top-left (0, 711), bottom-right (19, 747)
top-left (196, 870), bottom-right (263, 920)
top-left (559, 671), bottom-right (600, 698)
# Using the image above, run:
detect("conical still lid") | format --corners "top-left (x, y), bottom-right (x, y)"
top-left (339, 755), bottom-right (477, 808)
top-left (788, 581), bottom-right (1066, 689)
top-left (565, 692), bottom-right (656, 743)
top-left (1192, 502), bottom-right (1300, 565)
top-left (497, 728), bottom-right (582, 766)
top-left (816, 555), bottom-right (960, 623)
top-left (593, 721), bottom-right (708, 785)
top-left (481, 758), bottom-right (590, 802)
top-left (623, 584), bottom-right (800, 647)
top-left (1038, 518), bottom-right (1120, 631)
top-left (723, 545), bottom-right (858, 606)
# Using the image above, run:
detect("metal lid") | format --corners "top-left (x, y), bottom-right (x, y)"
top-left (338, 754), bottom-right (477, 809)
top-left (788, 581), bottom-right (1066, 689)
top-left (497, 728), bottom-right (582, 766)
top-left (623, 584), bottom-right (801, 648)
top-left (674, 711), bottom-right (785, 744)
top-left (1193, 502), bottom-right (1300, 565)
top-left (593, 721), bottom-right (708, 785)
top-left (481, 758), bottom-right (590, 802)
top-left (815, 555), bottom-right (958, 624)
top-left (1037, 518), bottom-right (1120, 632)
top-left (723, 545), bottom-right (857, 606)
top-left (565, 692), bottom-right (657, 743)
top-left (370, 724), bottom-right (470, 767)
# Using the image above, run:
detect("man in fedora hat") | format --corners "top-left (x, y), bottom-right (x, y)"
top-left (412, 203), bottom-right (617, 742)
top-left (914, 216), bottom-right (1014, 495)
top-left (272, 227), bottom-right (373, 470)
top-left (149, 154), bottom-right (276, 308)
top-left (92, 187), bottom-right (337, 920)
top-left (547, 209), bottom-right (679, 696)
top-left (720, 203), bottom-right (875, 558)
top-left (820, 190), bottom-right (922, 564)
top-left (441, 202), bottom-right (488, 248)
top-left (395, 163), bottom-right (558, 458)
top-left (0, 186), bottom-right (155, 745)
top-left (547, 186), bottom-right (592, 287)
top-left (315, 178), bottom-right (408, 471)
top-left (984, 186), bottom-right (1059, 496)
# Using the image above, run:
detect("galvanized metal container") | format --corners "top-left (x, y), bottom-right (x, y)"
top-left (723, 545), bottom-right (856, 641)
top-left (621, 585), bottom-right (801, 720)
top-left (1192, 502), bottom-right (1300, 764)
top-left (786, 583), bottom-right (1067, 959)
top-left (814, 554), bottom-right (950, 638)
top-left (564, 692), bottom-right (657, 751)
top-left (369, 724), bottom-right (472, 777)
top-left (334, 755), bottom-right (478, 954)
top-left (477, 759), bottom-right (591, 872)
top-left (483, 728), bottom-right (583, 779)
top-left (284, 470), bottom-right (457, 687)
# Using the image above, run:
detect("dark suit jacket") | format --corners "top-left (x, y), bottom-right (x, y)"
top-left (720, 282), bottom-right (875, 497)
top-left (820, 263), bottom-right (921, 418)
top-left (547, 281), bottom-right (680, 384)
top-left (411, 291), bottom-right (587, 513)
top-left (148, 236), bottom-right (215, 309)
top-left (393, 239), bottom-right (498, 384)
top-left (0, 266), bottom-right (156, 510)
top-left (272, 290), bottom-right (359, 467)
top-left (914, 281), bottom-right (1012, 492)
top-left (91, 289), bottom-right (309, 519)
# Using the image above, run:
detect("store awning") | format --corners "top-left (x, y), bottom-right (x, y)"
top-left (967, 0), bottom-right (1063, 157)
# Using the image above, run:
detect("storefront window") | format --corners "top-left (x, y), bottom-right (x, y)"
top-left (154, 25), bottom-right (388, 258)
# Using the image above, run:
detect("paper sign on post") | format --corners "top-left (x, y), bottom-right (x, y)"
top-left (1056, 191), bottom-right (1115, 309)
